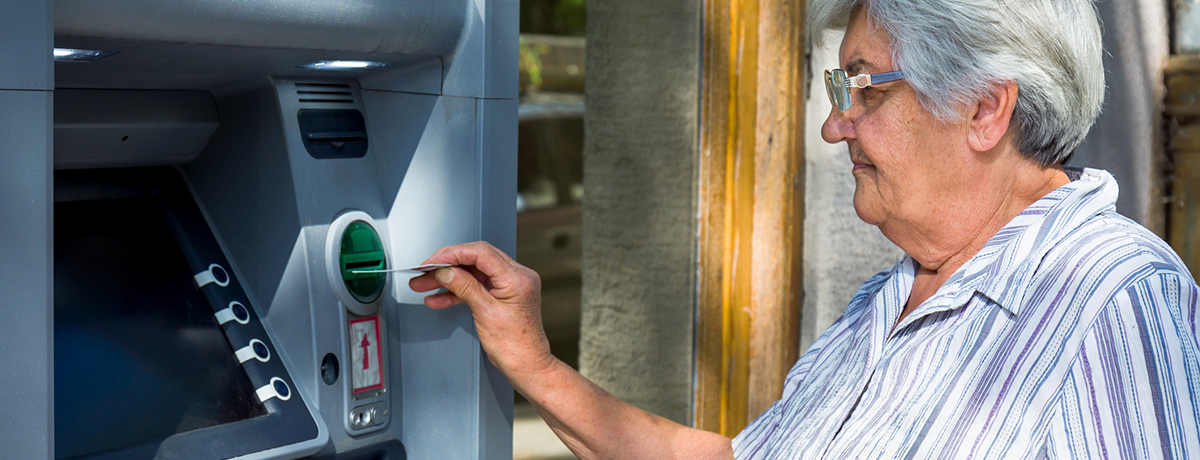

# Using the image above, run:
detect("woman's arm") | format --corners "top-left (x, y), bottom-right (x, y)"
top-left (410, 241), bottom-right (733, 460)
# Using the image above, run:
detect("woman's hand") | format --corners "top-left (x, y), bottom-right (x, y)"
top-left (408, 241), bottom-right (555, 379)
top-left (412, 241), bottom-right (733, 460)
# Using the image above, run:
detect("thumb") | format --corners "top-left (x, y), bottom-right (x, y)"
top-left (435, 267), bottom-right (492, 307)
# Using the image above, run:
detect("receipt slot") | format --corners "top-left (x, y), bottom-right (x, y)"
top-left (0, 0), bottom-right (517, 458)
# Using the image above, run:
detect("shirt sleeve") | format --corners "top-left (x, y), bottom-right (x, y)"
top-left (1045, 272), bottom-right (1200, 459)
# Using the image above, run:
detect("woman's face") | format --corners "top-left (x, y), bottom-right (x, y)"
top-left (821, 9), bottom-right (977, 240)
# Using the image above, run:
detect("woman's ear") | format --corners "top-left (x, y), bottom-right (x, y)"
top-left (968, 80), bottom-right (1018, 152)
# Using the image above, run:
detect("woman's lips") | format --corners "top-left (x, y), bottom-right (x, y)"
top-left (851, 161), bottom-right (874, 171)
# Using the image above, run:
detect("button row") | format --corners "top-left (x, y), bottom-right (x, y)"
top-left (196, 264), bottom-right (289, 405)
top-left (349, 402), bottom-right (388, 429)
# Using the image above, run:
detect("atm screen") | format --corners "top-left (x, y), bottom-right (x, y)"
top-left (54, 196), bottom-right (267, 459)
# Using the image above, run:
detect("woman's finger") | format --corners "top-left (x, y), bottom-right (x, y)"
top-left (434, 266), bottom-right (493, 309)
top-left (423, 242), bottom-right (514, 281)
top-left (423, 291), bottom-right (464, 309)
top-left (409, 272), bottom-right (442, 292)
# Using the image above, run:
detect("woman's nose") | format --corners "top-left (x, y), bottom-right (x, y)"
top-left (821, 105), bottom-right (855, 144)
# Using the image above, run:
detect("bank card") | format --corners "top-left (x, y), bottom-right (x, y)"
top-left (351, 263), bottom-right (452, 274)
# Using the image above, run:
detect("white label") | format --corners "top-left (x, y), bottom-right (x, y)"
top-left (350, 316), bottom-right (383, 393)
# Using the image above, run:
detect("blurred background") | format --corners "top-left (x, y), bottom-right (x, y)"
top-left (513, 1), bottom-right (585, 459)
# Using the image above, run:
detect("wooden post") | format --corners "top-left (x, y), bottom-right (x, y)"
top-left (1166, 55), bottom-right (1200, 276)
top-left (695, 0), bottom-right (806, 435)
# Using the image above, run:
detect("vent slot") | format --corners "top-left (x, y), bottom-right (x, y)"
top-left (295, 83), bottom-right (356, 105)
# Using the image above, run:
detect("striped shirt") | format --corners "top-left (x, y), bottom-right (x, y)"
top-left (733, 168), bottom-right (1200, 459)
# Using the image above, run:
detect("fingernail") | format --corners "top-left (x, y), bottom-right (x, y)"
top-left (435, 267), bottom-right (454, 284)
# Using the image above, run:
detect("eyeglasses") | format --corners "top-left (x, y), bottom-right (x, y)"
top-left (824, 69), bottom-right (906, 111)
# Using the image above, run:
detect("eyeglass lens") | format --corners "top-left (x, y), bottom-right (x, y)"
top-left (825, 69), bottom-right (851, 111)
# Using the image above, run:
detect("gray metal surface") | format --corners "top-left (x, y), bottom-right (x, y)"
top-left (0, 0), bottom-right (50, 90)
top-left (0, 5), bottom-right (52, 459)
top-left (56, 0), bottom-right (465, 57)
top-left (0, 89), bottom-right (53, 460)
top-left (358, 57), bottom-right (444, 96)
top-left (443, 0), bottom-right (520, 99)
top-left (55, 89), bottom-right (219, 168)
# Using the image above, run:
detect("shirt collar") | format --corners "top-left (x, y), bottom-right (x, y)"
top-left (942, 167), bottom-right (1118, 316)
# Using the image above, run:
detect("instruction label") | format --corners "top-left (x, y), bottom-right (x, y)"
top-left (349, 316), bottom-right (383, 393)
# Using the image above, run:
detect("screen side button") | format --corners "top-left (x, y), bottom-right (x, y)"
top-left (214, 301), bottom-right (251, 325)
top-left (194, 263), bottom-right (230, 288)
top-left (235, 339), bottom-right (271, 364)
top-left (255, 377), bottom-right (292, 403)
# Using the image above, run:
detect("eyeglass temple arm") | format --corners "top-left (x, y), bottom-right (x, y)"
top-left (847, 71), bottom-right (906, 88)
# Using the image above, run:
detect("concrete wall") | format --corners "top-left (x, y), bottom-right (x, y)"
top-left (1174, 0), bottom-right (1200, 53)
top-left (800, 0), bottom-right (1169, 352)
top-left (579, 0), bottom-right (700, 425)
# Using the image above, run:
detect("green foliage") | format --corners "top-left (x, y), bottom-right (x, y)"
top-left (519, 36), bottom-right (544, 89)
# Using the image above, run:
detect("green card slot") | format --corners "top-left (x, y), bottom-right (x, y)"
top-left (338, 221), bottom-right (387, 303)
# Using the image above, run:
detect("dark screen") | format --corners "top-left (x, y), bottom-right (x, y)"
top-left (54, 197), bottom-right (267, 459)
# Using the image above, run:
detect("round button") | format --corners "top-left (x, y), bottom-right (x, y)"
top-left (370, 402), bottom-right (388, 426)
top-left (211, 265), bottom-right (228, 284)
top-left (253, 341), bottom-right (269, 360)
top-left (232, 302), bottom-right (249, 322)
top-left (274, 380), bottom-right (290, 399)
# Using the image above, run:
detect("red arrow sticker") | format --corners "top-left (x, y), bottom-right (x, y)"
top-left (361, 334), bottom-right (371, 370)
top-left (349, 316), bottom-right (383, 393)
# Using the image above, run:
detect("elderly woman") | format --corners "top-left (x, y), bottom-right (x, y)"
top-left (411, 0), bottom-right (1200, 458)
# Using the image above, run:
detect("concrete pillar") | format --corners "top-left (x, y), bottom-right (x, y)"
top-left (580, 0), bottom-right (701, 424)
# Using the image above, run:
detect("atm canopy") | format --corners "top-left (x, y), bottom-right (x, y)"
top-left (55, 0), bottom-right (466, 56)
top-left (53, 0), bottom-right (469, 91)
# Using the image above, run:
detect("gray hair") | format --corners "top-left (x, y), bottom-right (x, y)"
top-left (810, 0), bottom-right (1105, 165)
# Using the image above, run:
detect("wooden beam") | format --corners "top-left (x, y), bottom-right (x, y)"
top-left (696, 0), bottom-right (806, 436)
top-left (1170, 151), bottom-right (1200, 275)
top-left (1167, 55), bottom-right (1200, 276)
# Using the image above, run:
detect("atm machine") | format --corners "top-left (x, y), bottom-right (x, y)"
top-left (0, 0), bottom-right (517, 459)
